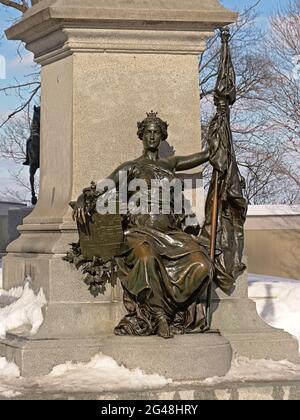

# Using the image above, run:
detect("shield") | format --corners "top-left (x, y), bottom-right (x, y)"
top-left (77, 213), bottom-right (124, 262)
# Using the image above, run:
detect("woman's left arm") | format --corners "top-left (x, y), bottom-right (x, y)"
top-left (170, 149), bottom-right (210, 172)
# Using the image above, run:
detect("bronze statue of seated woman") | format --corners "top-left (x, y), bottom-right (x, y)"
top-left (69, 31), bottom-right (247, 340)
top-left (72, 112), bottom-right (214, 339)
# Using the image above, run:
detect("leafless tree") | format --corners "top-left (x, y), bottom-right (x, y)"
top-left (0, 0), bottom-right (299, 205)
top-left (0, 109), bottom-right (29, 163)
top-left (0, 0), bottom-right (41, 128)
top-left (200, 0), bottom-right (300, 205)
top-left (262, 0), bottom-right (300, 196)
top-left (0, 110), bottom-right (37, 203)
top-left (0, 1), bottom-right (39, 13)
top-left (0, 0), bottom-right (40, 201)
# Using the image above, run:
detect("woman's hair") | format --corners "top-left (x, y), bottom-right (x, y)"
top-left (137, 111), bottom-right (169, 141)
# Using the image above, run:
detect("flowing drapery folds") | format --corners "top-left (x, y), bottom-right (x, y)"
top-left (200, 29), bottom-right (248, 293)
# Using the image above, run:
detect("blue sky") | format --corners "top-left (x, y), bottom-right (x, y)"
top-left (222, 0), bottom-right (288, 16)
top-left (0, 6), bottom-right (37, 116)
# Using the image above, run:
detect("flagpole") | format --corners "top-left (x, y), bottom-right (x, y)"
top-left (202, 27), bottom-right (246, 330)
top-left (205, 172), bottom-right (219, 329)
top-left (204, 27), bottom-right (230, 330)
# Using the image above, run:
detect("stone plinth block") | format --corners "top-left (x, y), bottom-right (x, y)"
top-left (204, 269), bottom-right (300, 363)
top-left (3, 254), bottom-right (125, 339)
top-left (8, 207), bottom-right (33, 244)
top-left (0, 335), bottom-right (104, 378)
top-left (0, 333), bottom-right (232, 380)
top-left (99, 334), bottom-right (232, 381)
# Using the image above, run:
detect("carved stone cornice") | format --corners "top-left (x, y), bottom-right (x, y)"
top-left (27, 28), bottom-right (216, 64)
top-left (6, 0), bottom-right (237, 64)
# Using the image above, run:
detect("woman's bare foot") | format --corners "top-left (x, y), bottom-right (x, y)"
top-left (157, 317), bottom-right (173, 339)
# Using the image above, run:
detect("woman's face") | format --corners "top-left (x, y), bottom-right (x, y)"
top-left (142, 123), bottom-right (163, 151)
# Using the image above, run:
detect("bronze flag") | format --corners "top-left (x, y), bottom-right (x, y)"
top-left (200, 29), bottom-right (248, 293)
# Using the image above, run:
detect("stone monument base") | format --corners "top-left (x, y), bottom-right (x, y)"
top-left (7, 207), bottom-right (34, 244)
top-left (0, 334), bottom-right (232, 380)
top-left (0, 335), bottom-right (104, 378)
top-left (0, 255), bottom-right (299, 376)
top-left (205, 270), bottom-right (300, 364)
top-left (2, 253), bottom-right (125, 339)
top-left (99, 334), bottom-right (232, 381)
top-left (10, 380), bottom-right (299, 401)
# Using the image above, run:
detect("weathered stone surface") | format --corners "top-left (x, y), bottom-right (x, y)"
top-left (2, 255), bottom-right (125, 339)
top-left (0, 335), bottom-right (104, 378)
top-left (0, 333), bottom-right (232, 380)
top-left (2, 379), bottom-right (300, 400)
top-left (204, 268), bottom-right (300, 363)
top-left (7, 1), bottom-right (237, 55)
top-left (7, 207), bottom-right (33, 244)
top-left (99, 334), bottom-right (232, 381)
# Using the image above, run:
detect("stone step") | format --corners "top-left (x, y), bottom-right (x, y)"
top-left (1, 380), bottom-right (300, 400)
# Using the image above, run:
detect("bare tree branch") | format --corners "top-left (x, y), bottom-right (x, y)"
top-left (0, 0), bottom-right (29, 13)
top-left (0, 85), bottom-right (40, 128)
top-left (200, 0), bottom-right (300, 205)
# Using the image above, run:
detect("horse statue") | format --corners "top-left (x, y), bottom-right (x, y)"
top-left (23, 106), bottom-right (40, 205)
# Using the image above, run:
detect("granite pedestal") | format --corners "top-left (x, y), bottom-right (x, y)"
top-left (0, 0), bottom-right (298, 379)
top-left (0, 0), bottom-right (238, 378)
top-left (204, 268), bottom-right (299, 363)
top-left (8, 207), bottom-right (34, 244)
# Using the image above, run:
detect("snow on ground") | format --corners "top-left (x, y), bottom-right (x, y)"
top-left (0, 358), bottom-right (21, 399)
top-left (0, 279), bottom-right (46, 339)
top-left (249, 274), bottom-right (300, 343)
top-left (0, 354), bottom-right (171, 397)
top-left (198, 274), bottom-right (300, 386)
top-left (0, 357), bottom-right (20, 378)
top-left (201, 357), bottom-right (300, 386)
top-left (36, 354), bottom-right (171, 393)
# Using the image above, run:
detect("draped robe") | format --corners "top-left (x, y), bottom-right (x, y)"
top-left (115, 161), bottom-right (213, 336)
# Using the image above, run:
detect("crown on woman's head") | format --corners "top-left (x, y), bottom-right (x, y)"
top-left (137, 111), bottom-right (168, 129)
top-left (137, 111), bottom-right (169, 141)
top-left (147, 111), bottom-right (158, 118)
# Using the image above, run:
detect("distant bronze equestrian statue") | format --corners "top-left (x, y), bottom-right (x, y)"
top-left (23, 106), bottom-right (40, 205)
top-left (66, 28), bottom-right (247, 339)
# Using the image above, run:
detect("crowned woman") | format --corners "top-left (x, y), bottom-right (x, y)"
top-left (74, 111), bottom-right (214, 339)
top-left (73, 30), bottom-right (247, 340)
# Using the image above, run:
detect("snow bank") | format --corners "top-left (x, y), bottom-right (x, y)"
top-left (0, 286), bottom-right (23, 299)
top-left (0, 358), bottom-right (21, 399)
top-left (249, 274), bottom-right (300, 343)
top-left (202, 356), bottom-right (300, 385)
top-left (0, 357), bottom-right (20, 378)
top-left (37, 353), bottom-right (171, 393)
top-left (0, 280), bottom-right (46, 339)
top-left (0, 389), bottom-right (21, 398)
top-left (200, 275), bottom-right (300, 386)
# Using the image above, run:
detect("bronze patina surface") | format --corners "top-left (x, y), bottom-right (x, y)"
top-left (71, 112), bottom-right (213, 339)
top-left (23, 105), bottom-right (40, 205)
top-left (68, 30), bottom-right (247, 339)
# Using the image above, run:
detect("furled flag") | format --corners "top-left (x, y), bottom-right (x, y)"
top-left (200, 28), bottom-right (248, 293)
